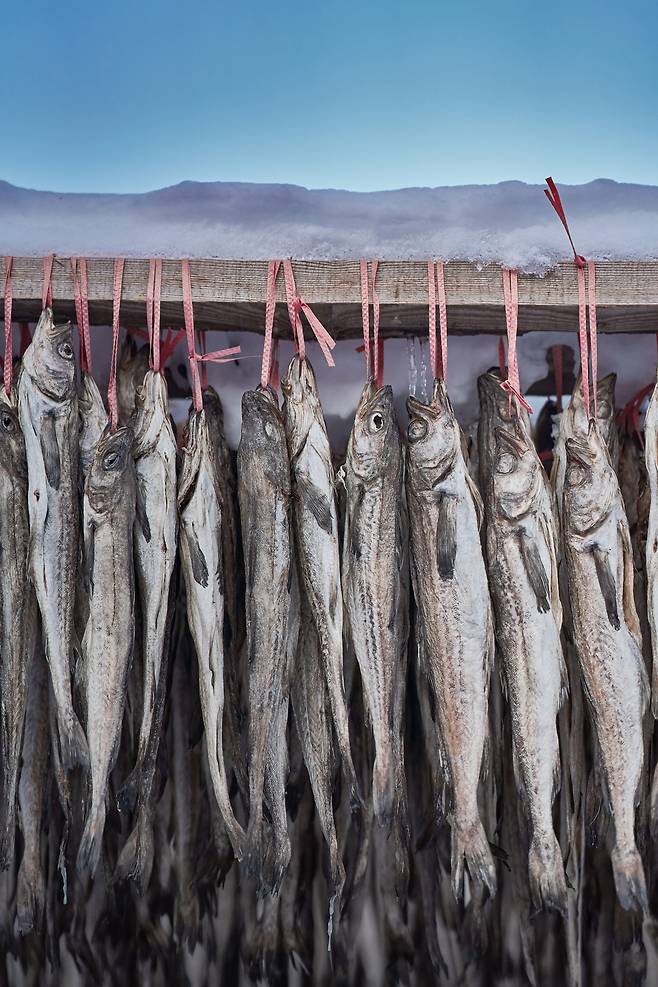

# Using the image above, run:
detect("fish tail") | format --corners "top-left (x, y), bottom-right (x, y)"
top-left (16, 866), bottom-right (45, 935)
top-left (59, 709), bottom-right (89, 771)
top-left (528, 832), bottom-right (567, 915)
top-left (611, 844), bottom-right (648, 912)
top-left (451, 818), bottom-right (497, 900)
top-left (77, 799), bottom-right (106, 876)
top-left (116, 767), bottom-right (139, 814)
top-left (114, 811), bottom-right (154, 893)
top-left (372, 754), bottom-right (394, 826)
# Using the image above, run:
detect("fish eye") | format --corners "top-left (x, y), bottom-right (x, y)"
top-left (0, 412), bottom-right (14, 432)
top-left (103, 450), bottom-right (121, 471)
top-left (58, 341), bottom-right (74, 360)
top-left (495, 452), bottom-right (516, 475)
top-left (407, 418), bottom-right (427, 442)
top-left (566, 465), bottom-right (586, 486)
top-left (369, 412), bottom-right (384, 433)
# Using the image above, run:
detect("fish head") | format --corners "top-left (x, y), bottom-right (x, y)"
top-left (568, 373), bottom-right (616, 443)
top-left (348, 381), bottom-right (400, 482)
top-left (563, 421), bottom-right (616, 534)
top-left (281, 355), bottom-right (322, 453)
top-left (78, 372), bottom-right (108, 473)
top-left (131, 369), bottom-right (170, 452)
top-left (178, 409), bottom-right (206, 509)
top-left (202, 385), bottom-right (225, 429)
top-left (492, 419), bottom-right (541, 520)
top-left (117, 343), bottom-right (149, 422)
top-left (22, 309), bottom-right (76, 401)
top-left (86, 425), bottom-right (135, 513)
top-left (239, 386), bottom-right (289, 491)
top-left (406, 379), bottom-right (459, 482)
top-left (0, 404), bottom-right (27, 481)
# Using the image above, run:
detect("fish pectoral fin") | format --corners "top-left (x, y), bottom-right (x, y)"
top-left (436, 495), bottom-right (457, 579)
top-left (296, 475), bottom-right (333, 536)
top-left (135, 481), bottom-right (152, 543)
top-left (40, 414), bottom-right (61, 490)
top-left (592, 546), bottom-right (620, 630)
top-left (187, 528), bottom-right (209, 588)
top-left (518, 531), bottom-right (550, 612)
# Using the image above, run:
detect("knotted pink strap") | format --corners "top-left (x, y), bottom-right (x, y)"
top-left (108, 258), bottom-right (125, 431)
top-left (260, 260), bottom-right (281, 388)
top-left (544, 176), bottom-right (596, 420)
top-left (4, 257), bottom-right (13, 395)
top-left (427, 261), bottom-right (448, 382)
top-left (359, 260), bottom-right (381, 381)
top-left (500, 268), bottom-right (532, 414)
top-left (587, 260), bottom-right (598, 419)
top-left (182, 259), bottom-right (203, 412)
top-left (42, 255), bottom-right (54, 309)
top-left (71, 258), bottom-right (92, 374)
top-left (147, 259), bottom-right (163, 373)
top-left (282, 258), bottom-right (335, 367)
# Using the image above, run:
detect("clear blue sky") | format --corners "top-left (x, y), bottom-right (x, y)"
top-left (3, 0), bottom-right (657, 193)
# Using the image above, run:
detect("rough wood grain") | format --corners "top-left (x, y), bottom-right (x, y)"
top-left (5, 257), bottom-right (658, 336)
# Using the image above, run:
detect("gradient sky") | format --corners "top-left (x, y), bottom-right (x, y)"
top-left (3, 0), bottom-right (658, 193)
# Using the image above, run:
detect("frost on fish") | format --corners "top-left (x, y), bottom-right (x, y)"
top-left (479, 371), bottom-right (568, 916)
top-left (17, 308), bottom-right (88, 773)
top-left (406, 379), bottom-right (496, 901)
top-left (563, 421), bottom-right (648, 912)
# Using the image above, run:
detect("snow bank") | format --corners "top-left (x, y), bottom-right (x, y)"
top-left (2, 178), bottom-right (658, 274)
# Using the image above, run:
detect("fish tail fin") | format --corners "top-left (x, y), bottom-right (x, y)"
top-left (114, 811), bottom-right (154, 894)
top-left (451, 818), bottom-right (497, 900)
top-left (611, 844), bottom-right (648, 912)
top-left (59, 710), bottom-right (89, 771)
top-left (77, 799), bottom-right (106, 876)
top-left (372, 755), bottom-right (394, 826)
top-left (116, 766), bottom-right (139, 814)
top-left (17, 865), bottom-right (46, 935)
top-left (0, 806), bottom-right (17, 871)
top-left (528, 832), bottom-right (568, 915)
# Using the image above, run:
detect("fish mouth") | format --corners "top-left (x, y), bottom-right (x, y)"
top-left (360, 382), bottom-right (393, 418)
top-left (281, 354), bottom-right (317, 398)
top-left (494, 423), bottom-right (527, 457)
top-left (565, 435), bottom-right (593, 467)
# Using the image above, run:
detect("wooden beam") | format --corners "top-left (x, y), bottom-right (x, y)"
top-left (5, 258), bottom-right (658, 336)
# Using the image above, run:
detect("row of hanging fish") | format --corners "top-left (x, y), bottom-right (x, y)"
top-left (3, 308), bottom-right (658, 985)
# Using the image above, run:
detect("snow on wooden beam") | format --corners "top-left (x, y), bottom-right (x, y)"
top-left (5, 257), bottom-right (658, 336)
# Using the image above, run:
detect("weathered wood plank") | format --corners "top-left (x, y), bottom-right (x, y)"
top-left (5, 257), bottom-right (658, 335)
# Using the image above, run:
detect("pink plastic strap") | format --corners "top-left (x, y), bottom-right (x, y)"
top-left (544, 178), bottom-right (586, 268)
top-left (146, 259), bottom-right (163, 373)
top-left (194, 344), bottom-right (242, 366)
top-left (427, 261), bottom-right (436, 379)
top-left (500, 268), bottom-right (532, 414)
top-left (160, 327), bottom-right (185, 367)
top-left (427, 261), bottom-right (448, 382)
top-left (370, 261), bottom-right (381, 384)
top-left (282, 259), bottom-right (335, 367)
top-left (587, 260), bottom-right (598, 419)
top-left (71, 258), bottom-right (92, 374)
top-left (3, 257), bottom-right (13, 395)
top-left (552, 344), bottom-right (564, 413)
top-left (182, 259), bottom-right (203, 412)
top-left (576, 264), bottom-right (590, 420)
top-left (261, 260), bottom-right (281, 388)
top-left (360, 259), bottom-right (370, 377)
top-left (42, 255), bottom-right (54, 309)
top-left (436, 261), bottom-right (448, 382)
top-left (108, 258), bottom-right (125, 431)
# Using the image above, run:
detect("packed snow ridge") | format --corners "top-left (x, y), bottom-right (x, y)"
top-left (1, 178), bottom-right (658, 274)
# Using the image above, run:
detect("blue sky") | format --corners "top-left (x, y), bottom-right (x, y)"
top-left (3, 0), bottom-right (657, 193)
